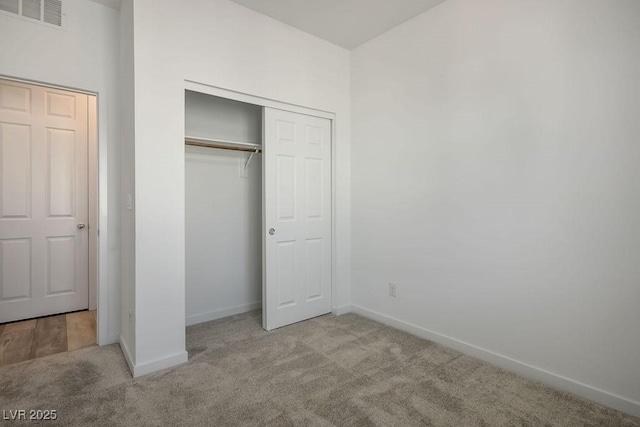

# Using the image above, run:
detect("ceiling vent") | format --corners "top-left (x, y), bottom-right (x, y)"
top-left (0, 0), bottom-right (64, 28)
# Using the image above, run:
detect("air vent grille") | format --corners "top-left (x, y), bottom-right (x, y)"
top-left (0, 0), bottom-right (19, 14)
top-left (21, 0), bottom-right (40, 19)
top-left (0, 0), bottom-right (63, 27)
top-left (43, 0), bottom-right (61, 26)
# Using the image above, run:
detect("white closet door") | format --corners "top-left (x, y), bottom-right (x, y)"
top-left (0, 79), bottom-right (89, 323)
top-left (263, 107), bottom-right (332, 330)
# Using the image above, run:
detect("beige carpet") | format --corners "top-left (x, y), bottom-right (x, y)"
top-left (0, 311), bottom-right (638, 426)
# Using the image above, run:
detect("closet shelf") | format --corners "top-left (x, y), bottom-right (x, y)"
top-left (185, 136), bottom-right (262, 153)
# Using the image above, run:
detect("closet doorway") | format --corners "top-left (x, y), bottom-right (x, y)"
top-left (184, 85), bottom-right (335, 331)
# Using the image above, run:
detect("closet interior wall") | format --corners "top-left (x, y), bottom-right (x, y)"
top-left (185, 91), bottom-right (263, 326)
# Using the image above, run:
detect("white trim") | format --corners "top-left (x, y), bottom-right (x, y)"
top-left (351, 305), bottom-right (640, 417)
top-left (119, 335), bottom-right (188, 378)
top-left (132, 352), bottom-right (189, 378)
top-left (185, 80), bottom-right (338, 330)
top-left (88, 95), bottom-right (98, 312)
top-left (0, 74), bottom-right (94, 96)
top-left (330, 117), bottom-right (338, 322)
top-left (332, 305), bottom-right (352, 316)
top-left (94, 88), bottom-right (112, 346)
top-left (184, 81), bottom-right (335, 120)
top-left (185, 302), bottom-right (262, 327)
top-left (261, 108), bottom-right (267, 330)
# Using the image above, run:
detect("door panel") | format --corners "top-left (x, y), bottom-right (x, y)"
top-left (305, 158), bottom-right (323, 219)
top-left (46, 91), bottom-right (76, 119)
top-left (264, 108), bottom-right (332, 330)
top-left (0, 239), bottom-right (31, 301)
top-left (0, 84), bottom-right (30, 113)
top-left (47, 236), bottom-right (77, 295)
top-left (276, 155), bottom-right (296, 221)
top-left (0, 79), bottom-right (89, 323)
top-left (48, 128), bottom-right (77, 216)
top-left (1, 123), bottom-right (31, 218)
top-left (305, 238), bottom-right (323, 301)
top-left (276, 240), bottom-right (296, 307)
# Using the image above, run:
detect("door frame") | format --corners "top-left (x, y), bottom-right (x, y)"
top-left (0, 75), bottom-right (101, 340)
top-left (183, 80), bottom-right (339, 322)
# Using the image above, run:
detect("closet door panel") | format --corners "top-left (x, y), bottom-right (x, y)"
top-left (276, 240), bottom-right (296, 307)
top-left (305, 158), bottom-right (323, 220)
top-left (263, 108), bottom-right (332, 330)
top-left (305, 238), bottom-right (323, 301)
top-left (276, 155), bottom-right (296, 221)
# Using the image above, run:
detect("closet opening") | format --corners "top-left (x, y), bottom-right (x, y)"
top-left (184, 84), bottom-right (335, 334)
top-left (185, 90), bottom-right (263, 327)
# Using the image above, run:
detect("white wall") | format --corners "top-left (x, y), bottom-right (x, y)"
top-left (0, 0), bottom-right (121, 345)
top-left (351, 0), bottom-right (640, 415)
top-left (185, 91), bottom-right (262, 144)
top-left (128, 0), bottom-right (351, 374)
top-left (185, 147), bottom-right (262, 325)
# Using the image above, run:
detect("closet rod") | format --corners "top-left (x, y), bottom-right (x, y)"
top-left (185, 136), bottom-right (262, 153)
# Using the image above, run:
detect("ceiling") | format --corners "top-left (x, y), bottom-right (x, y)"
top-left (88, 0), bottom-right (122, 10)
top-left (227, 0), bottom-right (447, 49)
top-left (88, 0), bottom-right (447, 49)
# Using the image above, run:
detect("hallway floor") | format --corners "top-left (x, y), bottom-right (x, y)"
top-left (0, 310), bottom-right (96, 366)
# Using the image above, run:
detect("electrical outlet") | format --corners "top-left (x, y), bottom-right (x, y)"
top-left (388, 282), bottom-right (397, 297)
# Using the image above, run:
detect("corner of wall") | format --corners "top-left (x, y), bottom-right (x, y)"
top-left (118, 0), bottom-right (136, 365)
top-left (119, 333), bottom-right (135, 375)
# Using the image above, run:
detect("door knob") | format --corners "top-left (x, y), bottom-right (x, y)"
top-left (77, 224), bottom-right (86, 230)
top-left (269, 228), bottom-right (275, 235)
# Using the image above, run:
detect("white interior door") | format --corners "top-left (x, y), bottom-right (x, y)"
top-left (0, 79), bottom-right (89, 323)
top-left (263, 107), bottom-right (332, 330)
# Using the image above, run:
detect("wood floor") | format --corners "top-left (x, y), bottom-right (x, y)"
top-left (0, 310), bottom-right (96, 366)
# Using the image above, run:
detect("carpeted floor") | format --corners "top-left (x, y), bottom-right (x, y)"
top-left (0, 311), bottom-right (638, 426)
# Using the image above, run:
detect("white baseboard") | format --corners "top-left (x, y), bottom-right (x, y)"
top-left (185, 301), bottom-right (262, 326)
top-left (119, 334), bottom-right (135, 376)
top-left (119, 335), bottom-right (188, 377)
top-left (332, 304), bottom-right (352, 316)
top-left (132, 351), bottom-right (189, 377)
top-left (351, 304), bottom-right (640, 418)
